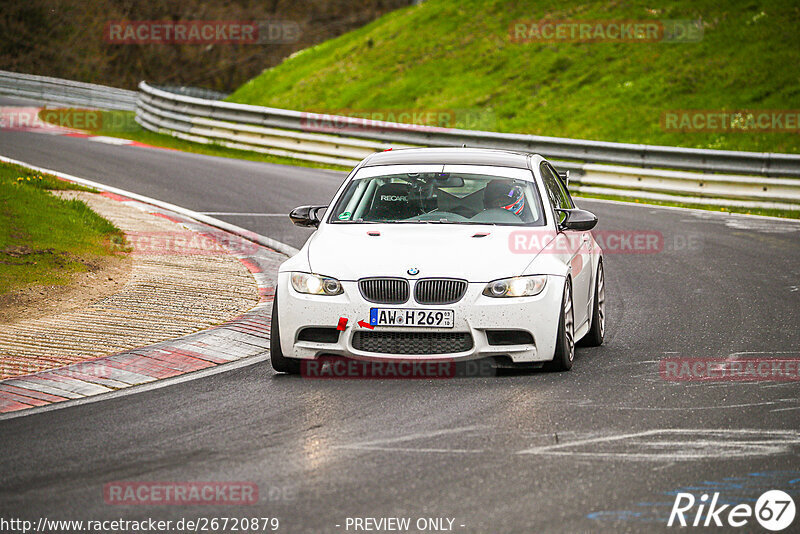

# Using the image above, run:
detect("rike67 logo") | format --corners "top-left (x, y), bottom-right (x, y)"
top-left (668, 490), bottom-right (796, 531)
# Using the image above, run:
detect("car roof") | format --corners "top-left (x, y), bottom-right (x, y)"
top-left (361, 147), bottom-right (541, 169)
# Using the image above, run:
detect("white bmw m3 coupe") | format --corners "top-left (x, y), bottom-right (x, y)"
top-left (271, 148), bottom-right (605, 374)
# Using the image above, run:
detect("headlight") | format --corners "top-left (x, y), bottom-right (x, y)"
top-left (483, 275), bottom-right (547, 298)
top-left (291, 272), bottom-right (343, 296)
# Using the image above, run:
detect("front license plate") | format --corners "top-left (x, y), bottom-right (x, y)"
top-left (370, 308), bottom-right (454, 328)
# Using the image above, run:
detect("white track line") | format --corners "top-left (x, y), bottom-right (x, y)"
top-left (202, 212), bottom-right (288, 217)
top-left (334, 425), bottom-right (485, 453)
top-left (87, 136), bottom-right (134, 145)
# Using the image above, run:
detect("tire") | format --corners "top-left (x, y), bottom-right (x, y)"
top-left (580, 261), bottom-right (605, 347)
top-left (270, 293), bottom-right (301, 374)
top-left (544, 278), bottom-right (575, 372)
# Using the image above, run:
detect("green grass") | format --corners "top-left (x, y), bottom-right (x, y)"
top-left (0, 162), bottom-right (126, 294)
top-left (228, 0), bottom-right (800, 154)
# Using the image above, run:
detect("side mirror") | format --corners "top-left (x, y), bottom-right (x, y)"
top-left (555, 208), bottom-right (598, 232)
top-left (289, 205), bottom-right (327, 228)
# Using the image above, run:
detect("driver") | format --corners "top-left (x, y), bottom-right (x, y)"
top-left (483, 179), bottom-right (525, 215)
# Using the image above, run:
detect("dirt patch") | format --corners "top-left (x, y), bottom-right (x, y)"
top-left (0, 253), bottom-right (132, 325)
top-left (0, 245), bottom-right (63, 266)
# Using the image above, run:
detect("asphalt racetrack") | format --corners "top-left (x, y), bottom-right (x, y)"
top-left (1, 100), bottom-right (799, 532)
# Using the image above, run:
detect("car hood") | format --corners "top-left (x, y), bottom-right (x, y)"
top-left (306, 224), bottom-right (556, 282)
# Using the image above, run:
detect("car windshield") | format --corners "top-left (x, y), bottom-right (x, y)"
top-left (329, 172), bottom-right (545, 226)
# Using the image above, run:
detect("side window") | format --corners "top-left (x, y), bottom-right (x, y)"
top-left (539, 163), bottom-right (561, 209)
top-left (539, 163), bottom-right (569, 224)
top-left (547, 163), bottom-right (574, 209)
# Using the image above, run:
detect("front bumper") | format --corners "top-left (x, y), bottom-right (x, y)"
top-left (276, 273), bottom-right (564, 363)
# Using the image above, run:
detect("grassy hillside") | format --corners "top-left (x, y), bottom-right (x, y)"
top-left (228, 0), bottom-right (800, 153)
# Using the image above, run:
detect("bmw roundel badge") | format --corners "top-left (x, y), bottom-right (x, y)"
top-left (407, 267), bottom-right (420, 276)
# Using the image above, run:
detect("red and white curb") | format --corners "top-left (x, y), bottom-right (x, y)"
top-left (0, 157), bottom-right (294, 416)
top-left (0, 105), bottom-right (168, 149)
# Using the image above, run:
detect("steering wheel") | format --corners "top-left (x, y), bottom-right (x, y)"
top-left (469, 208), bottom-right (522, 223)
top-left (411, 211), bottom-right (469, 222)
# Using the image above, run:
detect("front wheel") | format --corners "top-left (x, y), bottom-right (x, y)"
top-left (580, 261), bottom-right (605, 347)
top-left (544, 278), bottom-right (575, 372)
top-left (270, 293), bottom-right (301, 374)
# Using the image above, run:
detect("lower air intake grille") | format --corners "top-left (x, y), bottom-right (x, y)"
top-left (485, 330), bottom-right (534, 346)
top-left (352, 331), bottom-right (473, 355)
top-left (297, 327), bottom-right (340, 344)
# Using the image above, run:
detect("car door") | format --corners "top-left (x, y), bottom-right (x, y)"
top-left (540, 162), bottom-right (592, 329)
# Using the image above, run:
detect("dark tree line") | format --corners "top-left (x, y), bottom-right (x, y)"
top-left (0, 0), bottom-right (413, 91)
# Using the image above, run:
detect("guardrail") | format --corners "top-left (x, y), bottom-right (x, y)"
top-left (137, 81), bottom-right (800, 210)
top-left (137, 82), bottom-right (800, 178)
top-left (1, 71), bottom-right (797, 210)
top-left (569, 164), bottom-right (800, 210)
top-left (0, 70), bottom-right (137, 111)
top-left (136, 83), bottom-right (407, 167)
top-left (148, 84), bottom-right (230, 101)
